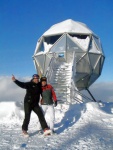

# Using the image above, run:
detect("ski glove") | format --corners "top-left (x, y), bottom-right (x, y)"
top-left (54, 101), bottom-right (57, 107)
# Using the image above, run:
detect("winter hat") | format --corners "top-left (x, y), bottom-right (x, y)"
top-left (32, 74), bottom-right (39, 78)
top-left (40, 76), bottom-right (47, 82)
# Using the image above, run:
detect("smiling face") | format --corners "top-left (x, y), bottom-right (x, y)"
top-left (41, 80), bottom-right (47, 86)
top-left (33, 77), bottom-right (39, 83)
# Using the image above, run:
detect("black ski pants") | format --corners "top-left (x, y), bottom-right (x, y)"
top-left (22, 102), bottom-right (48, 131)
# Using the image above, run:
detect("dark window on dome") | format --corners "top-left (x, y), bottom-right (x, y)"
top-left (38, 40), bottom-right (44, 52)
top-left (44, 35), bottom-right (62, 44)
top-left (69, 34), bottom-right (88, 39)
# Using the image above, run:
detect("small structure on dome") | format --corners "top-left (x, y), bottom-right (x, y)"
top-left (33, 19), bottom-right (105, 103)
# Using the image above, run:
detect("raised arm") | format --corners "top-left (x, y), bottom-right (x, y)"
top-left (12, 74), bottom-right (29, 89)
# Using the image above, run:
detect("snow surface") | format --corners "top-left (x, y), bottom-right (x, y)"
top-left (0, 77), bottom-right (113, 150)
top-left (43, 19), bottom-right (93, 36)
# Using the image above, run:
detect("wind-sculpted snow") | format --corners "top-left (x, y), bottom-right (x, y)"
top-left (0, 101), bottom-right (113, 150)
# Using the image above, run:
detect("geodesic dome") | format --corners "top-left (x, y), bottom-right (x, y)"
top-left (33, 19), bottom-right (105, 90)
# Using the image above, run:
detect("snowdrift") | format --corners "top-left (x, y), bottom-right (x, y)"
top-left (0, 100), bottom-right (113, 150)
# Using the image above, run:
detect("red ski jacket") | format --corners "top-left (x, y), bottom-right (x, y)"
top-left (41, 84), bottom-right (57, 105)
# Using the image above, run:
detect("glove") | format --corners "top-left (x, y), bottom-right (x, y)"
top-left (54, 101), bottom-right (57, 107)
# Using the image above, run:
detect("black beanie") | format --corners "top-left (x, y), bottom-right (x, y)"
top-left (40, 77), bottom-right (47, 82)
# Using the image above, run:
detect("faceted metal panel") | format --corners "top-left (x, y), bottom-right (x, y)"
top-left (35, 54), bottom-right (45, 74)
top-left (33, 25), bottom-right (105, 90)
top-left (76, 54), bottom-right (90, 74)
top-left (100, 55), bottom-right (105, 73)
top-left (43, 54), bottom-right (51, 75)
top-left (75, 52), bottom-right (86, 63)
top-left (93, 36), bottom-right (102, 52)
top-left (68, 34), bottom-right (90, 51)
top-left (66, 51), bottom-right (74, 63)
top-left (89, 53), bottom-right (100, 70)
top-left (75, 73), bottom-right (88, 82)
top-left (88, 74), bottom-right (99, 87)
top-left (36, 38), bottom-right (45, 53)
top-left (76, 74), bottom-right (90, 89)
top-left (93, 58), bottom-right (101, 75)
top-left (88, 37), bottom-right (101, 54)
top-left (66, 35), bottom-right (84, 52)
top-left (50, 35), bottom-right (66, 53)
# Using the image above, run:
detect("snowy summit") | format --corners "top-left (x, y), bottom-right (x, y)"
top-left (0, 78), bottom-right (113, 150)
top-left (0, 18), bottom-right (111, 150)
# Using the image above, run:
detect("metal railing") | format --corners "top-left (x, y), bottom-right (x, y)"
top-left (45, 56), bottom-right (56, 83)
top-left (45, 54), bottom-right (94, 104)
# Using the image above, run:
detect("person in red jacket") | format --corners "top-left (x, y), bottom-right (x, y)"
top-left (39, 76), bottom-right (57, 134)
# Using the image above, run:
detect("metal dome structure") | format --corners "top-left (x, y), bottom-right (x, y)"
top-left (33, 19), bottom-right (105, 103)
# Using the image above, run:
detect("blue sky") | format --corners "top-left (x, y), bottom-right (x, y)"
top-left (0, 0), bottom-right (113, 82)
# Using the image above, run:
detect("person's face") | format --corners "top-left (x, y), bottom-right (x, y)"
top-left (41, 81), bottom-right (47, 86)
top-left (33, 77), bottom-right (39, 83)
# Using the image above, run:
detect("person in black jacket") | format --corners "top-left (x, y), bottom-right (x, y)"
top-left (12, 74), bottom-right (51, 137)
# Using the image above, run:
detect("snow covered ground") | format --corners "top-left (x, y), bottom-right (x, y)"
top-left (0, 76), bottom-right (113, 150)
top-left (0, 101), bottom-right (113, 150)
